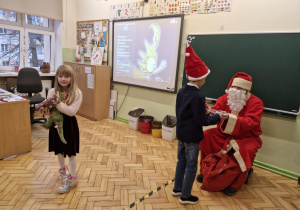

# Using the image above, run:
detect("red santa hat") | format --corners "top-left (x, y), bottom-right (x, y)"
top-left (226, 72), bottom-right (252, 92)
top-left (185, 46), bottom-right (210, 81)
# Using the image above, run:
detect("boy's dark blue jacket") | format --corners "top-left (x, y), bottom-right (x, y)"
top-left (176, 84), bottom-right (220, 143)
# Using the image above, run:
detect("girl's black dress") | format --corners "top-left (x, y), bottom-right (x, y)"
top-left (49, 113), bottom-right (79, 157)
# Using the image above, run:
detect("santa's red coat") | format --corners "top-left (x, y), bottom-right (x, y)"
top-left (200, 93), bottom-right (263, 172)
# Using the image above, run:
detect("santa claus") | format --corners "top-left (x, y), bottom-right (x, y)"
top-left (198, 72), bottom-right (264, 196)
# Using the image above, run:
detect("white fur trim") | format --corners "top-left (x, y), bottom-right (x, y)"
top-left (217, 144), bottom-right (232, 155)
top-left (217, 149), bottom-right (227, 155)
top-left (221, 114), bottom-right (237, 134)
top-left (186, 52), bottom-right (190, 56)
top-left (232, 78), bottom-right (252, 91)
top-left (187, 69), bottom-right (210, 81)
top-left (230, 139), bottom-right (247, 172)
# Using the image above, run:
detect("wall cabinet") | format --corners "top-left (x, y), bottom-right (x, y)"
top-left (64, 62), bottom-right (111, 121)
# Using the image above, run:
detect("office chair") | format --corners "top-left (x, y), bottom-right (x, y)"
top-left (16, 67), bottom-right (47, 124)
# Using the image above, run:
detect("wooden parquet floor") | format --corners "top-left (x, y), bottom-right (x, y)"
top-left (0, 115), bottom-right (300, 210)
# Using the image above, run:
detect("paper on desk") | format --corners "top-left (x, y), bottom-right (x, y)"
top-left (0, 95), bottom-right (25, 102)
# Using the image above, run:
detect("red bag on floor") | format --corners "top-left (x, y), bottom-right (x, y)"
top-left (201, 153), bottom-right (241, 192)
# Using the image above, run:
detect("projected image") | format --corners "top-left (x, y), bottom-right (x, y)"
top-left (133, 23), bottom-right (167, 80)
top-left (113, 15), bottom-right (184, 93)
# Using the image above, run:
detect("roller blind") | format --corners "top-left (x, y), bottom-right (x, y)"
top-left (0, 0), bottom-right (63, 21)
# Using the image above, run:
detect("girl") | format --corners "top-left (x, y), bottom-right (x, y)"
top-left (41, 64), bottom-right (82, 193)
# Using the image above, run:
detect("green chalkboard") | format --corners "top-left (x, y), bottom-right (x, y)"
top-left (182, 33), bottom-right (300, 117)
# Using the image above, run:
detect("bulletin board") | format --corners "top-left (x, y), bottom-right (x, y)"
top-left (76, 19), bottom-right (109, 65)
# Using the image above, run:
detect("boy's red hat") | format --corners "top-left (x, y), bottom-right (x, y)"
top-left (226, 72), bottom-right (252, 92)
top-left (185, 46), bottom-right (210, 81)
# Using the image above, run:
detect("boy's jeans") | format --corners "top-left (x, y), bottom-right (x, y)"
top-left (174, 140), bottom-right (200, 198)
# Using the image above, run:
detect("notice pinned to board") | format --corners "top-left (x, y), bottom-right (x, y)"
top-left (87, 74), bottom-right (94, 89)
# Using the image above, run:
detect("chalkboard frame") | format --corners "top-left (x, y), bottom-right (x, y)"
top-left (182, 32), bottom-right (300, 118)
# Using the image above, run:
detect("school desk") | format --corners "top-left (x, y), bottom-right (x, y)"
top-left (0, 88), bottom-right (31, 159)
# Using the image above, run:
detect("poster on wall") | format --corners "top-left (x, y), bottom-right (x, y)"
top-left (99, 32), bottom-right (106, 47)
top-left (217, 0), bottom-right (232, 12)
top-left (91, 47), bottom-right (104, 65)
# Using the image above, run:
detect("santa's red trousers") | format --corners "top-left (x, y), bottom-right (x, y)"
top-left (200, 152), bottom-right (248, 190)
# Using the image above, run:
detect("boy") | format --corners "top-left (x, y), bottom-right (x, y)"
top-left (172, 46), bottom-right (228, 204)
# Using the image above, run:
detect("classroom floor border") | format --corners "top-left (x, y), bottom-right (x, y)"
top-left (124, 178), bottom-right (175, 210)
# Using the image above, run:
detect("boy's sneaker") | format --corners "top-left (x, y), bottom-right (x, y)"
top-left (172, 189), bottom-right (181, 196)
top-left (58, 165), bottom-right (69, 180)
top-left (57, 174), bottom-right (78, 194)
top-left (196, 174), bottom-right (204, 183)
top-left (179, 195), bottom-right (199, 204)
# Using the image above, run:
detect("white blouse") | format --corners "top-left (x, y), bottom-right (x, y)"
top-left (47, 88), bottom-right (82, 117)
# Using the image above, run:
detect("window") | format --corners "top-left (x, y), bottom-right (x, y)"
top-left (0, 10), bottom-right (21, 26)
top-left (0, 10), bottom-right (17, 22)
top-left (25, 15), bottom-right (49, 27)
top-left (2, 61), bottom-right (9, 66)
top-left (0, 28), bottom-right (7, 34)
top-left (0, 25), bottom-right (22, 70)
top-left (0, 9), bottom-right (55, 71)
top-left (25, 28), bottom-right (54, 68)
top-left (1, 44), bottom-right (8, 52)
top-left (23, 14), bottom-right (53, 31)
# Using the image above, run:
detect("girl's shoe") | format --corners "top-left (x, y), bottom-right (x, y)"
top-left (58, 165), bottom-right (69, 180)
top-left (57, 174), bottom-right (78, 194)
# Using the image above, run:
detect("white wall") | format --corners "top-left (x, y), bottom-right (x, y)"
top-left (76, 0), bottom-right (112, 20)
top-left (184, 1), bottom-right (299, 34)
top-left (62, 0), bottom-right (77, 49)
top-left (73, 0), bottom-right (300, 175)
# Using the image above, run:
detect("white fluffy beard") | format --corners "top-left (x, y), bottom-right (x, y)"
top-left (227, 87), bottom-right (246, 114)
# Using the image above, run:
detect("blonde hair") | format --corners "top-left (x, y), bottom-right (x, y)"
top-left (54, 64), bottom-right (79, 105)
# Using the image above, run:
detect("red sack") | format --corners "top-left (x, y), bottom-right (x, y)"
top-left (201, 153), bottom-right (241, 192)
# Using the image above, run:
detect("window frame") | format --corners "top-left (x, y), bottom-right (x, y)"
top-left (24, 28), bottom-right (55, 71)
top-left (0, 10), bottom-right (55, 72)
top-left (0, 24), bottom-right (24, 71)
top-left (0, 12), bottom-right (22, 26)
top-left (22, 14), bottom-right (54, 32)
